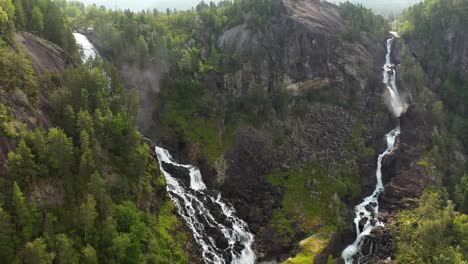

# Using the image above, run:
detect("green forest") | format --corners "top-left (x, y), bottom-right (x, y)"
top-left (0, 0), bottom-right (467, 263)
top-left (0, 0), bottom-right (190, 263)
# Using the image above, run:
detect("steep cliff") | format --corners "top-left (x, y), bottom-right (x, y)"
top-left (0, 33), bottom-right (67, 176)
top-left (74, 0), bottom-right (464, 262)
top-left (193, 0), bottom-right (393, 260)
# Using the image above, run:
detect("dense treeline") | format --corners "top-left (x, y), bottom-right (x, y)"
top-left (339, 2), bottom-right (390, 41)
top-left (2, 61), bottom-right (189, 263)
top-left (0, 0), bottom-right (190, 262)
top-left (395, 0), bottom-right (468, 262)
top-left (395, 190), bottom-right (468, 263)
top-left (60, 0), bottom-right (282, 162)
top-left (10, 0), bottom-right (77, 53)
top-left (398, 0), bottom-right (468, 212)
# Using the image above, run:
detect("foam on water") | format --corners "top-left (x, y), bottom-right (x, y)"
top-left (341, 33), bottom-right (403, 263)
top-left (155, 147), bottom-right (256, 264)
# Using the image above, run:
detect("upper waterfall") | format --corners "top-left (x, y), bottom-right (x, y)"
top-left (73, 32), bottom-right (99, 61)
top-left (341, 33), bottom-right (404, 263)
top-left (383, 34), bottom-right (407, 117)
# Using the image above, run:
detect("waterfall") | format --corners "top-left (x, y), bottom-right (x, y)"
top-left (155, 147), bottom-right (256, 264)
top-left (72, 33), bottom-right (255, 263)
top-left (341, 33), bottom-right (403, 264)
top-left (73, 32), bottom-right (99, 61)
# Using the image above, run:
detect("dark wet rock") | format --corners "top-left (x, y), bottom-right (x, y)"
top-left (359, 227), bottom-right (395, 264)
top-left (160, 162), bottom-right (191, 188)
top-left (215, 233), bottom-right (230, 250)
top-left (359, 217), bottom-right (369, 232)
top-left (381, 163), bottom-right (435, 211)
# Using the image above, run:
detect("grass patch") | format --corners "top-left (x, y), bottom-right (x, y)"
top-left (267, 162), bottom-right (342, 231)
top-left (283, 231), bottom-right (331, 264)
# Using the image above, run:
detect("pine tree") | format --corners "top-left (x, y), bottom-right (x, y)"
top-left (54, 234), bottom-right (79, 264)
top-left (79, 195), bottom-right (97, 243)
top-left (46, 128), bottom-right (74, 177)
top-left (31, 6), bottom-right (44, 32)
top-left (0, 0), bottom-right (14, 34)
top-left (81, 244), bottom-right (98, 264)
top-left (87, 171), bottom-right (111, 217)
top-left (0, 207), bottom-right (15, 263)
top-left (12, 182), bottom-right (32, 243)
top-left (6, 139), bottom-right (37, 184)
top-left (63, 105), bottom-right (76, 137)
top-left (12, 0), bottom-right (26, 29)
top-left (21, 238), bottom-right (55, 264)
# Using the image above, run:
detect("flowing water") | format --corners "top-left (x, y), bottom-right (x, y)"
top-left (73, 33), bottom-right (255, 264)
top-left (155, 147), bottom-right (256, 264)
top-left (341, 33), bottom-right (403, 263)
top-left (73, 32), bottom-right (100, 61)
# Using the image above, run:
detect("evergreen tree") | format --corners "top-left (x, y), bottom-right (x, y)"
top-left (6, 139), bottom-right (37, 184)
top-left (54, 234), bottom-right (79, 264)
top-left (0, 0), bottom-right (14, 34)
top-left (13, 0), bottom-right (26, 29)
top-left (46, 128), bottom-right (74, 178)
top-left (0, 207), bottom-right (15, 263)
top-left (79, 195), bottom-right (98, 243)
top-left (87, 171), bottom-right (111, 217)
top-left (81, 244), bottom-right (98, 264)
top-left (22, 238), bottom-right (55, 264)
top-left (31, 6), bottom-right (44, 32)
top-left (12, 182), bottom-right (32, 243)
top-left (63, 105), bottom-right (76, 137)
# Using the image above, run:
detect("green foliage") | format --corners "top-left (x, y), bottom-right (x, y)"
top-left (283, 232), bottom-right (330, 264)
top-left (0, 206), bottom-right (15, 263)
top-left (54, 234), bottom-right (79, 264)
top-left (79, 195), bottom-right (98, 243)
top-left (31, 6), bottom-right (43, 32)
top-left (266, 163), bottom-right (343, 250)
top-left (0, 0), bottom-right (14, 34)
top-left (398, 0), bottom-right (468, 218)
top-left (394, 190), bottom-right (468, 263)
top-left (162, 76), bottom-right (233, 162)
top-left (6, 140), bottom-right (37, 184)
top-left (12, 0), bottom-right (25, 30)
top-left (1, 34), bottom-right (189, 263)
top-left (81, 244), bottom-right (98, 264)
top-left (0, 46), bottom-right (39, 102)
top-left (21, 238), bottom-right (55, 264)
top-left (339, 2), bottom-right (390, 41)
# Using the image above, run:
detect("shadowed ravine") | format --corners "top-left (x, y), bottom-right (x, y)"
top-left (341, 33), bottom-right (405, 264)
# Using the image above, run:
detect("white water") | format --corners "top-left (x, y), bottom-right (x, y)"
top-left (382, 36), bottom-right (405, 117)
top-left (341, 33), bottom-right (403, 263)
top-left (73, 32), bottom-right (99, 61)
top-left (155, 147), bottom-right (256, 264)
top-left (72, 33), bottom-right (255, 263)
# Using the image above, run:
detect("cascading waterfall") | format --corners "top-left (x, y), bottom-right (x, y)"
top-left (73, 33), bottom-right (256, 264)
top-left (73, 32), bottom-right (112, 90)
top-left (341, 32), bottom-right (404, 264)
top-left (73, 32), bottom-right (99, 61)
top-left (155, 147), bottom-right (256, 264)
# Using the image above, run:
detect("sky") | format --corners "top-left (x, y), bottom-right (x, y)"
top-left (77, 0), bottom-right (221, 11)
top-left (77, 0), bottom-right (422, 15)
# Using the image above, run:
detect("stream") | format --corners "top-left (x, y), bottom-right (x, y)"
top-left (341, 33), bottom-right (404, 263)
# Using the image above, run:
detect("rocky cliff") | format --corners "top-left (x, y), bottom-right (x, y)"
top-left (0, 33), bottom-right (68, 176)
top-left (202, 0), bottom-right (395, 260)
top-left (80, 0), bottom-right (448, 262)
